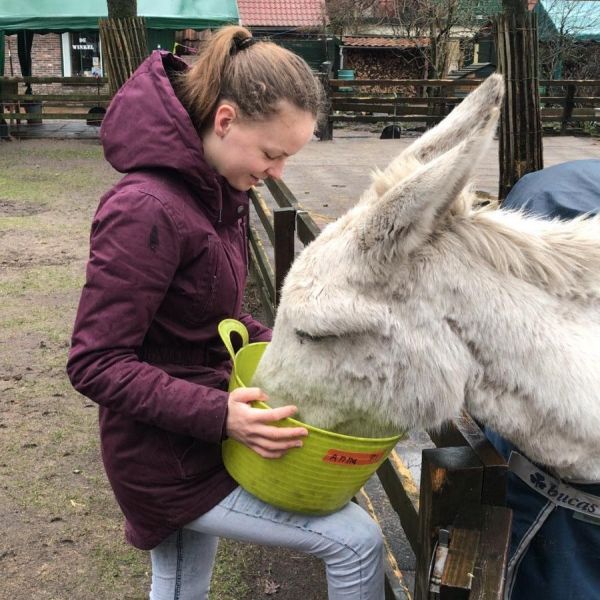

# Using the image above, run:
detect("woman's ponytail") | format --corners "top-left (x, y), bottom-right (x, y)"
top-left (177, 26), bottom-right (323, 131)
top-left (178, 26), bottom-right (252, 129)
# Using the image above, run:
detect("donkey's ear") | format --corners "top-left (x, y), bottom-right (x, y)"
top-left (356, 102), bottom-right (500, 259)
top-left (372, 75), bottom-right (504, 196)
top-left (404, 74), bottom-right (503, 162)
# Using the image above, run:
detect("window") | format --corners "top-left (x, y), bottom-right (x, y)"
top-left (62, 31), bottom-right (102, 77)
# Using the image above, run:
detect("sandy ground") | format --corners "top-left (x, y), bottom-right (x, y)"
top-left (0, 138), bottom-right (327, 600)
top-left (2, 129), bottom-right (599, 599)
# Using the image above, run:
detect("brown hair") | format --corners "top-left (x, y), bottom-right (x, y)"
top-left (177, 26), bottom-right (323, 130)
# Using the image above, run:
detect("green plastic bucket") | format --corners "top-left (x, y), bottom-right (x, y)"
top-left (219, 319), bottom-right (404, 515)
top-left (337, 68), bottom-right (355, 93)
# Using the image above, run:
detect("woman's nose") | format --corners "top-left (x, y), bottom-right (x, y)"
top-left (266, 159), bottom-right (286, 180)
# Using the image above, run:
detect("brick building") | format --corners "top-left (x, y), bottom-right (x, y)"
top-left (3, 31), bottom-right (107, 95)
top-left (3, 33), bottom-right (62, 78)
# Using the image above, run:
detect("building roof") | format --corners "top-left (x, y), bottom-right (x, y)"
top-left (237, 0), bottom-right (327, 28)
top-left (342, 36), bottom-right (429, 49)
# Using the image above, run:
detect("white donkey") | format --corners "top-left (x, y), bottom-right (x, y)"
top-left (254, 74), bottom-right (600, 482)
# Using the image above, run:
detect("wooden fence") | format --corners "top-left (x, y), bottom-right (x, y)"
top-left (2, 75), bottom-right (599, 140)
top-left (0, 76), bottom-right (110, 130)
top-left (318, 77), bottom-right (600, 139)
top-left (248, 178), bottom-right (512, 599)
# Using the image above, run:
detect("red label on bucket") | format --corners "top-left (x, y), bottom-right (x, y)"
top-left (322, 449), bottom-right (384, 466)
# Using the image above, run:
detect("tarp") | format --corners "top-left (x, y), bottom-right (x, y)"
top-left (0, 0), bottom-right (239, 31)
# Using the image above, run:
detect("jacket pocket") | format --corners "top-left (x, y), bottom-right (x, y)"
top-left (165, 432), bottom-right (222, 480)
top-left (173, 236), bottom-right (222, 326)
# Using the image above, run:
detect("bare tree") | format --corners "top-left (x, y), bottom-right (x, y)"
top-left (576, 42), bottom-right (600, 79)
top-left (389, 0), bottom-right (485, 78)
top-left (326, 0), bottom-right (387, 35)
top-left (327, 0), bottom-right (487, 78)
top-left (537, 0), bottom-right (600, 79)
top-left (107, 0), bottom-right (137, 19)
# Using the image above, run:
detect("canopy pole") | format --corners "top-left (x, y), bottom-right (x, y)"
top-left (0, 31), bottom-right (5, 77)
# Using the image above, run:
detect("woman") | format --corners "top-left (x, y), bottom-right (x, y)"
top-left (67, 26), bottom-right (385, 599)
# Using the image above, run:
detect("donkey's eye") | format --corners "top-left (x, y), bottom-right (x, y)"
top-left (294, 329), bottom-right (341, 344)
top-left (294, 329), bottom-right (337, 343)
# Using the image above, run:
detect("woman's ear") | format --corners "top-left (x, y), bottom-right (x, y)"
top-left (213, 103), bottom-right (237, 138)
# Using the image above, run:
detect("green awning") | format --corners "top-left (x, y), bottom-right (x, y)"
top-left (0, 0), bottom-right (239, 31)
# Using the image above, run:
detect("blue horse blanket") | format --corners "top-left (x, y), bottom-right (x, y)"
top-left (487, 159), bottom-right (600, 600)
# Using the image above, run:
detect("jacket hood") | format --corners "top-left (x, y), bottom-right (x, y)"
top-left (100, 51), bottom-right (247, 222)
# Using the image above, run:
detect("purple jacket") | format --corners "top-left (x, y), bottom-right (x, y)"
top-left (67, 51), bottom-right (270, 550)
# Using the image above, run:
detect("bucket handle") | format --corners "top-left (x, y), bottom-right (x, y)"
top-left (218, 319), bottom-right (250, 361)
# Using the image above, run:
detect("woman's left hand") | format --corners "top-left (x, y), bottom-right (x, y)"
top-left (225, 387), bottom-right (308, 458)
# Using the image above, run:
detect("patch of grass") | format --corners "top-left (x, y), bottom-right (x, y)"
top-left (0, 264), bottom-right (84, 297)
top-left (92, 544), bottom-right (150, 587)
top-left (0, 169), bottom-right (102, 203)
top-left (0, 140), bottom-right (284, 600)
top-left (0, 213), bottom-right (88, 231)
top-left (0, 142), bottom-right (109, 205)
top-left (1, 142), bottom-right (103, 164)
top-left (210, 540), bottom-right (253, 599)
top-left (51, 429), bottom-right (67, 444)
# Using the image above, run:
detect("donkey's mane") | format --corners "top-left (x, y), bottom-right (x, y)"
top-left (371, 157), bottom-right (600, 300)
top-left (443, 200), bottom-right (600, 300)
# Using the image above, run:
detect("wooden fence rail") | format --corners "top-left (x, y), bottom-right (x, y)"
top-left (0, 76), bottom-right (110, 129)
top-left (317, 78), bottom-right (600, 140)
top-left (2, 75), bottom-right (600, 137)
top-left (248, 178), bottom-right (512, 599)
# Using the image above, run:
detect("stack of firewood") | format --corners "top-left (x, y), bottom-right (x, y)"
top-left (345, 50), bottom-right (425, 80)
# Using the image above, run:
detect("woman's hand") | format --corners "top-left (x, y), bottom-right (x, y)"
top-left (225, 387), bottom-right (308, 459)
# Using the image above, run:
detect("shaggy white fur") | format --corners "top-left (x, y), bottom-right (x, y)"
top-left (253, 74), bottom-right (600, 481)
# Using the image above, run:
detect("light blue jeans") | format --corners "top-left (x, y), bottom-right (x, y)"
top-left (149, 487), bottom-right (385, 599)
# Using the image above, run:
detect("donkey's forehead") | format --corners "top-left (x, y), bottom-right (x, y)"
top-left (298, 220), bottom-right (357, 269)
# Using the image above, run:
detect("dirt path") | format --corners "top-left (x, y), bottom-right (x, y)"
top-left (0, 139), bottom-right (326, 599)
top-left (9, 131), bottom-right (596, 598)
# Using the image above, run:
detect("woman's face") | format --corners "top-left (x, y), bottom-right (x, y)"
top-left (203, 100), bottom-right (316, 191)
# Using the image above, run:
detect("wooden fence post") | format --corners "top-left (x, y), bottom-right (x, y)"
top-left (428, 412), bottom-right (509, 506)
top-left (457, 506), bottom-right (512, 600)
top-left (99, 16), bottom-right (148, 94)
top-left (273, 207), bottom-right (296, 307)
top-left (316, 72), bottom-right (334, 141)
top-left (560, 83), bottom-right (576, 134)
top-left (414, 445), bottom-right (511, 600)
top-left (414, 446), bottom-right (484, 600)
top-left (495, 1), bottom-right (544, 200)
